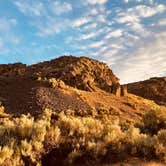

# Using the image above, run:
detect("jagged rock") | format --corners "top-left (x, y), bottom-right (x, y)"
top-left (111, 84), bottom-right (121, 97)
top-left (121, 85), bottom-right (128, 96)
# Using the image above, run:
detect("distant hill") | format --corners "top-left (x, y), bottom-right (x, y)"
top-left (127, 77), bottom-right (166, 106)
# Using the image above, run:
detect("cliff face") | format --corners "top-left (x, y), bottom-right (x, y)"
top-left (127, 77), bottom-right (166, 106)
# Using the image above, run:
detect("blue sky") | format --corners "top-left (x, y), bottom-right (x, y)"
top-left (0, 0), bottom-right (166, 83)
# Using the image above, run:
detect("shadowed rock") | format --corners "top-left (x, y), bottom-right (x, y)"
top-left (121, 85), bottom-right (128, 96)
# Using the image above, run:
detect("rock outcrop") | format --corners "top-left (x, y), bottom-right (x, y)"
top-left (27, 56), bottom-right (122, 94)
top-left (0, 56), bottom-right (127, 97)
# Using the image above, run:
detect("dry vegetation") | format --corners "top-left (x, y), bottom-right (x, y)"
top-left (0, 106), bottom-right (165, 166)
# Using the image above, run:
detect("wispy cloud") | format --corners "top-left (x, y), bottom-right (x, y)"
top-left (78, 32), bottom-right (97, 40)
top-left (0, 38), bottom-right (9, 54)
top-left (158, 18), bottom-right (166, 26)
top-left (85, 0), bottom-right (108, 5)
top-left (128, 4), bottom-right (166, 18)
top-left (49, 1), bottom-right (72, 15)
top-left (0, 17), bottom-right (17, 31)
top-left (83, 23), bottom-right (98, 30)
top-left (106, 31), bottom-right (166, 83)
top-left (37, 18), bottom-right (70, 37)
top-left (88, 40), bottom-right (105, 48)
top-left (104, 29), bottom-right (123, 39)
top-left (14, 1), bottom-right (45, 16)
top-left (72, 17), bottom-right (91, 27)
top-left (0, 17), bottom-right (20, 56)
top-left (14, 0), bottom-right (73, 37)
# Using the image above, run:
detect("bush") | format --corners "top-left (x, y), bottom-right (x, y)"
top-left (155, 129), bottom-right (166, 162)
top-left (0, 107), bottom-right (165, 165)
top-left (142, 108), bottom-right (166, 134)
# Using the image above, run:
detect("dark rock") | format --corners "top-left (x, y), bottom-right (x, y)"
top-left (121, 85), bottom-right (127, 96)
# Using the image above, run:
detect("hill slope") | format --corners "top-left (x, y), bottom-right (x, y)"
top-left (127, 77), bottom-right (166, 106)
top-left (0, 56), bottom-right (160, 123)
top-left (0, 56), bottom-right (165, 166)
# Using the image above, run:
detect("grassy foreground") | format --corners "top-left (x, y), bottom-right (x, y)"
top-left (0, 106), bottom-right (165, 166)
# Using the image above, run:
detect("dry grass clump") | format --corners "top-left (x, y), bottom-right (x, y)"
top-left (0, 107), bottom-right (165, 165)
top-left (0, 109), bottom-right (60, 166)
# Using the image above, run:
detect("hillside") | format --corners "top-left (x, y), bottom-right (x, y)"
top-left (127, 77), bottom-right (166, 106)
top-left (0, 56), bottom-right (165, 166)
top-left (0, 56), bottom-right (159, 121)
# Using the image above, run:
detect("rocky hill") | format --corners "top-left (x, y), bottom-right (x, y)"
top-left (27, 56), bottom-right (120, 93)
top-left (0, 55), bottom-right (157, 121)
top-left (0, 56), bottom-right (165, 166)
top-left (127, 77), bottom-right (166, 106)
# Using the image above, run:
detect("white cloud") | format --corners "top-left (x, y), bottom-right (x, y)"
top-left (104, 29), bottom-right (123, 39)
top-left (158, 18), bottom-right (166, 26)
top-left (78, 32), bottom-right (97, 40)
top-left (116, 4), bottom-right (166, 26)
top-left (14, 0), bottom-right (72, 17)
top-left (124, 0), bottom-right (151, 4)
top-left (14, 0), bottom-right (73, 37)
top-left (49, 1), bottom-right (72, 15)
top-left (128, 4), bottom-right (166, 18)
top-left (88, 40), bottom-right (105, 48)
top-left (14, 1), bottom-right (45, 16)
top-left (114, 4), bottom-right (166, 36)
top-left (73, 17), bottom-right (91, 27)
top-left (124, 0), bottom-right (129, 3)
top-left (116, 13), bottom-right (139, 24)
top-left (85, 0), bottom-right (108, 5)
top-left (108, 31), bottom-right (166, 84)
top-left (83, 23), bottom-right (97, 30)
top-left (37, 18), bottom-right (70, 37)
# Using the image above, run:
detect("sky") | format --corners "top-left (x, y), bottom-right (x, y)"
top-left (0, 0), bottom-right (166, 83)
